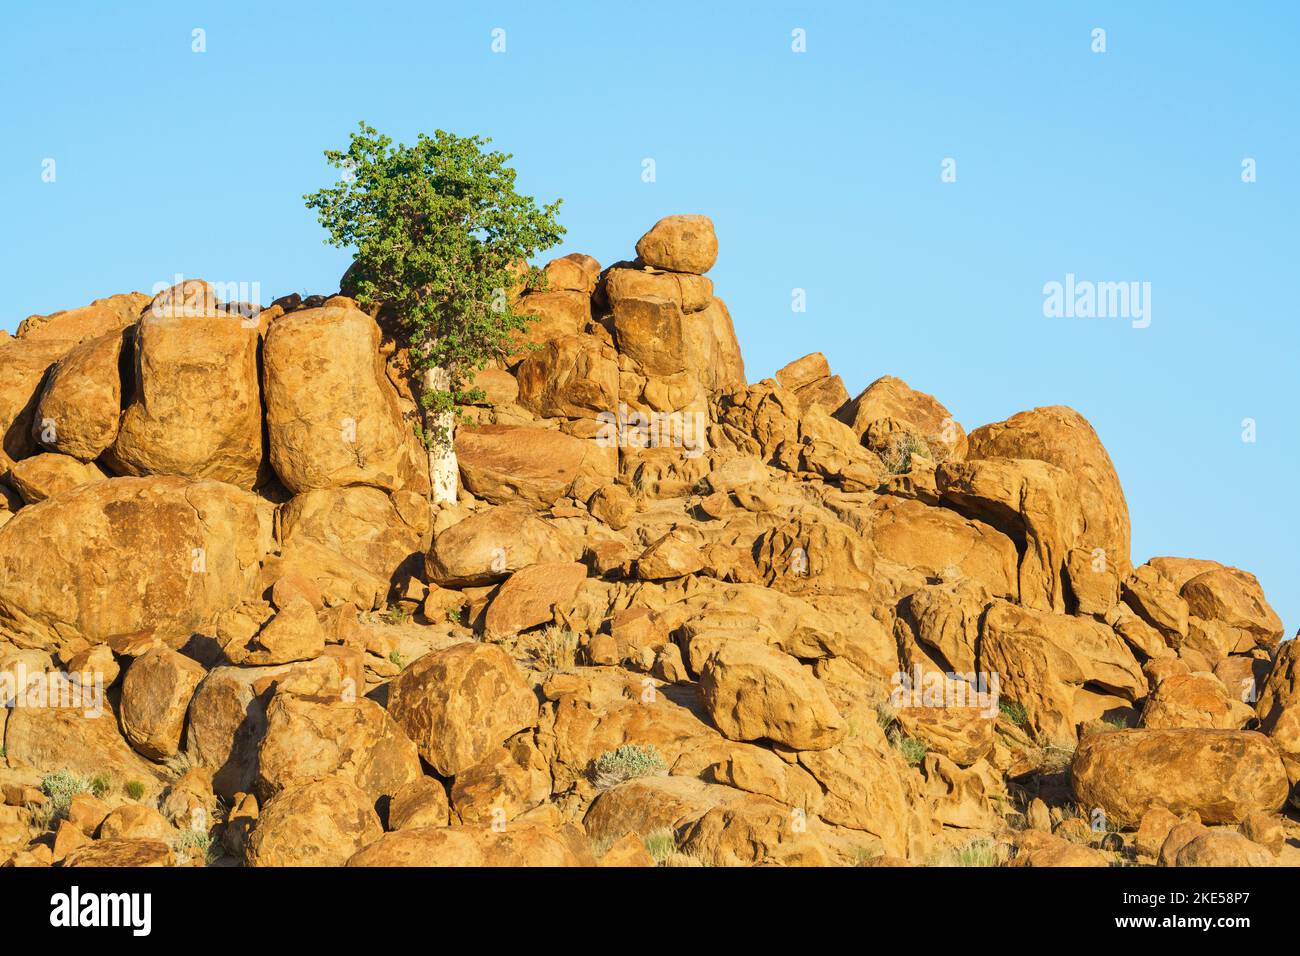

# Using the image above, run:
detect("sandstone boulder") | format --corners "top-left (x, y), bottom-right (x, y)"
top-left (634, 215), bottom-right (718, 274)
top-left (7, 453), bottom-right (106, 504)
top-left (30, 329), bottom-right (124, 461)
top-left (1071, 729), bottom-right (1289, 825)
top-left (835, 374), bottom-right (967, 461)
top-left (483, 561), bottom-right (587, 638)
top-left (263, 302), bottom-right (423, 494)
top-left (256, 693), bottom-right (423, 802)
top-left (246, 776), bottom-right (384, 867)
top-left (120, 646), bottom-right (207, 760)
top-left (347, 823), bottom-right (588, 866)
top-left (0, 477), bottom-right (274, 650)
top-left (966, 405), bottom-right (1130, 576)
top-left (109, 311), bottom-right (264, 489)
top-left (700, 641), bottom-right (845, 751)
top-left (387, 642), bottom-right (540, 776)
top-left (456, 424), bottom-right (608, 508)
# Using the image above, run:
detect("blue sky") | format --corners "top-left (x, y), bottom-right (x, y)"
top-left (4, 2), bottom-right (1297, 633)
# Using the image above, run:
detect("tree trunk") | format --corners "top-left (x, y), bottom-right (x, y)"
top-left (423, 365), bottom-right (458, 510)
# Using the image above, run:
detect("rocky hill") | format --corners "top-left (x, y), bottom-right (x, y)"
top-left (0, 215), bottom-right (1295, 867)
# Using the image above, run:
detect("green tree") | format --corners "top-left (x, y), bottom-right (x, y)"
top-left (304, 122), bottom-right (565, 507)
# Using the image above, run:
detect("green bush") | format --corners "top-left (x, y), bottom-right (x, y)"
top-left (590, 744), bottom-right (667, 789)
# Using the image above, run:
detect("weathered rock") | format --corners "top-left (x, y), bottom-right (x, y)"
top-left (868, 497), bottom-right (1018, 600)
top-left (256, 693), bottom-right (423, 802)
top-left (603, 265), bottom-right (713, 313)
top-left (388, 777), bottom-right (451, 830)
top-left (1181, 566), bottom-right (1284, 656)
top-left (30, 330), bottom-right (124, 462)
top-left (510, 290), bottom-right (592, 356)
top-left (387, 642), bottom-right (540, 776)
top-left (426, 503), bottom-right (577, 587)
top-left (636, 531), bottom-right (705, 580)
top-left (120, 646), bottom-right (207, 760)
top-left (450, 737), bottom-right (551, 825)
top-left (280, 486), bottom-right (426, 593)
top-left (0, 476), bottom-right (274, 650)
top-left (7, 453), bottom-right (106, 504)
top-left (1071, 729), bottom-right (1289, 825)
top-left (484, 562), bottom-right (587, 638)
top-left (836, 375), bottom-right (967, 461)
top-left (515, 334), bottom-right (619, 419)
top-left (700, 641), bottom-right (845, 751)
top-left (1134, 806), bottom-right (1181, 858)
top-left (1174, 830), bottom-right (1273, 867)
top-left (98, 804), bottom-right (174, 842)
top-left (63, 840), bottom-right (175, 868)
top-left (456, 424), bottom-right (609, 509)
top-left (634, 215), bottom-right (718, 275)
top-left (966, 405), bottom-right (1131, 576)
top-left (185, 665), bottom-right (284, 797)
top-left (246, 776), bottom-right (384, 867)
top-left (612, 296), bottom-right (687, 377)
top-left (109, 310), bottom-right (264, 488)
top-left (263, 302), bottom-right (423, 494)
top-left (937, 457), bottom-right (1084, 613)
top-left (1140, 672), bottom-right (1251, 730)
top-left (225, 597), bottom-right (325, 666)
top-left (347, 823), bottom-right (589, 866)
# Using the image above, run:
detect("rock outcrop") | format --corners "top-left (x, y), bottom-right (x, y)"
top-left (0, 216), bottom-right (1292, 871)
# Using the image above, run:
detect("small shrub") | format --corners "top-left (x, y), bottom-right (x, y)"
top-left (874, 700), bottom-right (898, 733)
top-left (880, 432), bottom-right (932, 475)
top-left (389, 650), bottom-right (405, 667)
top-left (89, 772), bottom-right (111, 799)
top-left (38, 770), bottom-right (97, 827)
top-left (892, 734), bottom-right (928, 767)
top-left (999, 699), bottom-right (1028, 727)
top-left (381, 605), bottom-right (411, 627)
top-left (643, 828), bottom-right (677, 865)
top-left (590, 744), bottom-right (667, 789)
top-left (951, 837), bottom-right (998, 867)
top-left (532, 626), bottom-right (579, 672)
top-left (125, 780), bottom-right (146, 801)
top-left (173, 828), bottom-right (216, 866)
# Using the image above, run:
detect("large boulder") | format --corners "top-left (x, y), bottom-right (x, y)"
top-left (966, 405), bottom-right (1131, 576)
top-left (835, 374), bottom-right (967, 461)
top-left (0, 477), bottom-right (274, 651)
top-left (30, 329), bottom-right (125, 462)
top-left (700, 640), bottom-right (846, 751)
top-left (1181, 566), bottom-right (1284, 657)
top-left (185, 664), bottom-right (287, 797)
top-left (514, 334), bottom-right (619, 419)
top-left (263, 301), bottom-right (424, 494)
top-left (425, 504), bottom-right (578, 588)
top-left (867, 497), bottom-right (1018, 600)
top-left (483, 562), bottom-right (587, 638)
top-left (120, 646), bottom-right (207, 760)
top-left (245, 776), bottom-right (384, 867)
top-left (255, 693), bottom-right (423, 803)
top-left (455, 424), bottom-right (610, 509)
top-left (7, 453), bottom-right (107, 504)
top-left (280, 485), bottom-right (425, 594)
top-left (612, 296), bottom-right (687, 377)
top-left (602, 264), bottom-right (713, 313)
top-left (1071, 729), bottom-right (1289, 825)
top-left (979, 601), bottom-right (1145, 745)
top-left (0, 339), bottom-right (68, 473)
top-left (937, 457), bottom-right (1085, 613)
top-left (386, 642), bottom-right (540, 776)
top-left (634, 215), bottom-right (718, 275)
top-left (108, 310), bottom-right (264, 489)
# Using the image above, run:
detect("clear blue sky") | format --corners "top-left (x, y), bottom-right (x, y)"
top-left (4, 2), bottom-right (1297, 635)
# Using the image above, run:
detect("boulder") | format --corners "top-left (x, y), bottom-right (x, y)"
top-left (386, 642), bottom-right (540, 776)
top-left (263, 302), bottom-right (424, 494)
top-left (426, 504), bottom-right (578, 588)
top-left (389, 777), bottom-right (451, 830)
top-left (256, 693), bottom-right (423, 802)
top-left (543, 253), bottom-right (601, 294)
top-left (109, 311), bottom-right (264, 489)
top-left (483, 562), bottom-right (587, 638)
top-left (120, 646), bottom-right (207, 760)
top-left (455, 424), bottom-right (608, 508)
top-left (1181, 566), bottom-right (1284, 656)
top-left (835, 375), bottom-right (967, 461)
top-left (63, 840), bottom-right (175, 868)
top-left (7, 453), bottom-right (106, 504)
top-left (700, 641), bottom-right (845, 751)
top-left (98, 804), bottom-right (174, 842)
top-left (603, 265), bottom-right (713, 313)
top-left (347, 823), bottom-right (588, 866)
top-left (246, 776), bottom-right (384, 867)
top-left (0, 477), bottom-right (274, 650)
top-left (937, 457), bottom-right (1084, 613)
top-left (510, 291), bottom-right (592, 356)
top-left (224, 597), bottom-right (324, 666)
top-left (515, 334), bottom-right (619, 420)
top-left (1071, 729), bottom-right (1289, 825)
top-left (1174, 830), bottom-right (1273, 867)
top-left (635, 531), bottom-right (705, 580)
top-left (185, 664), bottom-right (286, 797)
top-left (1139, 672), bottom-right (1252, 730)
top-left (30, 329), bottom-right (124, 462)
top-left (449, 738), bottom-right (551, 825)
top-left (280, 485), bottom-right (425, 594)
top-left (634, 215), bottom-right (718, 274)
top-left (612, 296), bottom-right (686, 377)
top-left (966, 405), bottom-right (1131, 576)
